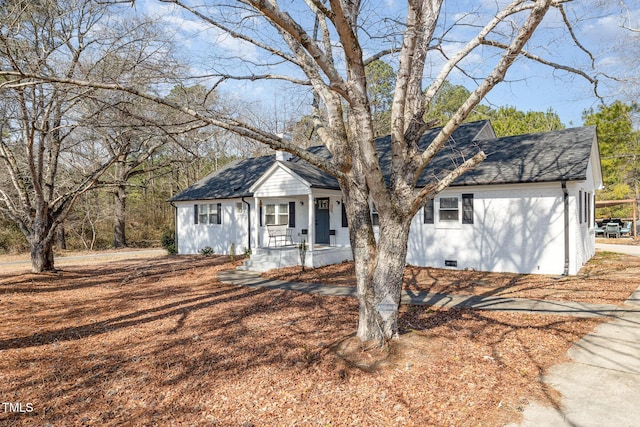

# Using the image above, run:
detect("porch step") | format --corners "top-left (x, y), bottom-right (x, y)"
top-left (239, 247), bottom-right (302, 272)
top-left (238, 246), bottom-right (353, 272)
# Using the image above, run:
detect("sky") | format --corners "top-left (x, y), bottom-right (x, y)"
top-left (133, 0), bottom-right (640, 129)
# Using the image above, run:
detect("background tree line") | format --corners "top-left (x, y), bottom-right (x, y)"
top-left (0, 0), bottom-right (636, 272)
top-left (1, 54), bottom-right (637, 256)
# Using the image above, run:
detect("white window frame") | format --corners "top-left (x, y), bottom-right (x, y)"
top-left (265, 203), bottom-right (289, 226)
top-left (436, 195), bottom-right (462, 229)
top-left (439, 197), bottom-right (459, 222)
top-left (199, 203), bottom-right (221, 225)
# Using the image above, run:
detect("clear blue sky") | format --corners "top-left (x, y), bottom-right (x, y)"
top-left (135, 0), bottom-right (639, 128)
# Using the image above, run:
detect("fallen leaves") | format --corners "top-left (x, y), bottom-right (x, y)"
top-left (0, 254), bottom-right (619, 425)
top-left (262, 251), bottom-right (640, 305)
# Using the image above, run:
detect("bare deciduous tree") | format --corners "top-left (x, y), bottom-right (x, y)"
top-left (2, 0), bottom-right (602, 342)
top-left (0, 0), bottom-right (182, 271)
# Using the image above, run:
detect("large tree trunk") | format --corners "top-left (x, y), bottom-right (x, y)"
top-left (343, 181), bottom-right (412, 343)
top-left (113, 183), bottom-right (127, 248)
top-left (29, 215), bottom-right (56, 273)
top-left (30, 239), bottom-right (55, 273)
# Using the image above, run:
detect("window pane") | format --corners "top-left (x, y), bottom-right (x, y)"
top-left (266, 214), bottom-right (276, 225)
top-left (199, 204), bottom-right (208, 224)
top-left (279, 203), bottom-right (289, 214)
top-left (266, 204), bottom-right (275, 214)
top-left (440, 197), bottom-right (458, 209)
top-left (440, 210), bottom-right (459, 221)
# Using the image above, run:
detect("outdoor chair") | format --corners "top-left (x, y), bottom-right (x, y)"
top-left (266, 224), bottom-right (294, 247)
top-left (620, 222), bottom-right (632, 236)
top-left (594, 223), bottom-right (605, 237)
top-left (605, 222), bottom-right (621, 238)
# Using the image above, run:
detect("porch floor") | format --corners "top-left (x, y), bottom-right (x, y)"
top-left (240, 245), bottom-right (352, 272)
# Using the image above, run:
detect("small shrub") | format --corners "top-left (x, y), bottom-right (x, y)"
top-left (161, 228), bottom-right (177, 255)
top-left (199, 246), bottom-right (214, 256)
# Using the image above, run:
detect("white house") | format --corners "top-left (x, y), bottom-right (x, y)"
top-left (169, 120), bottom-right (602, 275)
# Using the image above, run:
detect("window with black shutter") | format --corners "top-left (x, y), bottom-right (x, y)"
top-left (579, 191), bottom-right (582, 224)
top-left (289, 201), bottom-right (296, 227)
top-left (584, 191), bottom-right (588, 223)
top-left (462, 194), bottom-right (474, 224)
top-left (423, 198), bottom-right (434, 224)
top-left (341, 202), bottom-right (348, 227)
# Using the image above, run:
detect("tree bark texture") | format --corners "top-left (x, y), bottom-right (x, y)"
top-left (29, 212), bottom-right (56, 273)
top-left (113, 183), bottom-right (128, 248)
top-left (56, 223), bottom-right (67, 250)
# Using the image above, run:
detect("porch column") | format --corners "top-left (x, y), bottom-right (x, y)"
top-left (253, 196), bottom-right (260, 249)
top-left (308, 193), bottom-right (314, 253)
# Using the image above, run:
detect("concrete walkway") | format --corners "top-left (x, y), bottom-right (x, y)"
top-left (218, 270), bottom-right (640, 319)
top-left (509, 243), bottom-right (640, 426)
top-left (596, 241), bottom-right (640, 257)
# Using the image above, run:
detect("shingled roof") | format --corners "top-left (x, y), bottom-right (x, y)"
top-left (169, 121), bottom-right (598, 202)
top-left (418, 125), bottom-right (597, 187)
top-left (168, 155), bottom-right (275, 202)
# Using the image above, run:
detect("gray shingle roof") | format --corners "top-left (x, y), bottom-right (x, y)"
top-left (168, 155), bottom-right (275, 202)
top-left (419, 125), bottom-right (597, 186)
top-left (170, 122), bottom-right (597, 202)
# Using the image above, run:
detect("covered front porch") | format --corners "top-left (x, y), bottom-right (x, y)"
top-left (243, 159), bottom-right (352, 271)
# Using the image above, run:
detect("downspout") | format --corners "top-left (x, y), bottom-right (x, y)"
top-left (242, 197), bottom-right (251, 251)
top-left (170, 201), bottom-right (178, 254)
top-left (561, 181), bottom-right (569, 276)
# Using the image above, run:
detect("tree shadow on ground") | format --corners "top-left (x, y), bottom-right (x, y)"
top-left (0, 255), bottom-right (604, 426)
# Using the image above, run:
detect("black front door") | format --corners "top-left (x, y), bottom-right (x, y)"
top-left (315, 198), bottom-right (330, 244)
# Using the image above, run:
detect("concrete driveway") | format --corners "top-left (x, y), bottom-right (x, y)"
top-left (596, 242), bottom-right (640, 257)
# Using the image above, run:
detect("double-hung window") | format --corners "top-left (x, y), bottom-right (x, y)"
top-left (424, 194), bottom-right (473, 226)
top-left (194, 203), bottom-right (221, 225)
top-left (265, 203), bottom-right (289, 225)
top-left (439, 197), bottom-right (459, 222)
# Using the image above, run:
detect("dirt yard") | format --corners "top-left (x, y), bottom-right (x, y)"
top-left (0, 251), bottom-right (636, 426)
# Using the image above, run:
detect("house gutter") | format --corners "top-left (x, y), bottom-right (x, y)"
top-left (561, 181), bottom-right (569, 276)
top-left (242, 196), bottom-right (251, 250)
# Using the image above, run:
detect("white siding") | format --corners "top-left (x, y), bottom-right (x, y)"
top-left (175, 199), bottom-right (253, 255)
top-left (406, 183), bottom-right (567, 275)
top-left (570, 157), bottom-right (598, 274)
top-left (254, 167), bottom-right (309, 197)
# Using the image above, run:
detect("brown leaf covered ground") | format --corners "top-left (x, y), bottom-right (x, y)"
top-left (0, 252), bottom-right (633, 426)
top-left (262, 250), bottom-right (640, 305)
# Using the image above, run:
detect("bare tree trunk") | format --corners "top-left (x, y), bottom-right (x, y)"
top-left (56, 223), bottom-right (67, 250)
top-left (113, 183), bottom-right (128, 248)
top-left (30, 240), bottom-right (55, 273)
top-left (29, 216), bottom-right (55, 273)
top-left (112, 155), bottom-right (129, 249)
top-left (343, 180), bottom-right (411, 343)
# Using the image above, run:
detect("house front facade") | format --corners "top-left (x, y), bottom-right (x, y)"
top-left (170, 121), bottom-right (602, 275)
